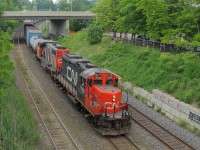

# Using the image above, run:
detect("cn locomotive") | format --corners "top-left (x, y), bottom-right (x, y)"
top-left (24, 21), bottom-right (131, 135)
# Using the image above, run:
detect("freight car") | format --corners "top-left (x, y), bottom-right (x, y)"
top-left (24, 22), bottom-right (41, 47)
top-left (24, 21), bottom-right (131, 135)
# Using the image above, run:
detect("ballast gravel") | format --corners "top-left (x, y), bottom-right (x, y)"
top-left (123, 92), bottom-right (200, 150)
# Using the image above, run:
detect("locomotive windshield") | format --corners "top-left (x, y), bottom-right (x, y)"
top-left (106, 79), bottom-right (112, 85)
top-left (94, 80), bottom-right (103, 85)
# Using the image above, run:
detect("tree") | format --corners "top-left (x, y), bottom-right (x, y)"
top-left (33, 0), bottom-right (56, 11)
top-left (70, 20), bottom-right (90, 32)
top-left (57, 0), bottom-right (97, 11)
top-left (136, 0), bottom-right (170, 40)
top-left (115, 0), bottom-right (146, 35)
top-left (0, 0), bottom-right (15, 96)
top-left (87, 24), bottom-right (103, 45)
top-left (93, 0), bottom-right (120, 32)
top-left (57, 0), bottom-right (71, 11)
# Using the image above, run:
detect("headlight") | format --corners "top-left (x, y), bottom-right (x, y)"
top-left (112, 95), bottom-right (116, 101)
top-left (125, 112), bottom-right (129, 116)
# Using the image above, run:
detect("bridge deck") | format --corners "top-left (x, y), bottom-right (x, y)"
top-left (2, 11), bottom-right (95, 20)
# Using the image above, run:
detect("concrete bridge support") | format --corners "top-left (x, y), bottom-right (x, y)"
top-left (49, 19), bottom-right (69, 36)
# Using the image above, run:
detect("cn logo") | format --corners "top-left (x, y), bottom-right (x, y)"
top-left (66, 66), bottom-right (78, 85)
top-left (105, 102), bottom-right (119, 109)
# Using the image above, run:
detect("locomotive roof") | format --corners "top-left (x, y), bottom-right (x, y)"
top-left (46, 42), bottom-right (66, 51)
top-left (64, 54), bottom-right (82, 59)
top-left (80, 68), bottom-right (111, 79)
top-left (62, 54), bottom-right (98, 72)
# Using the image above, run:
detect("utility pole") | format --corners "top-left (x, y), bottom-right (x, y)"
top-left (70, 0), bottom-right (73, 11)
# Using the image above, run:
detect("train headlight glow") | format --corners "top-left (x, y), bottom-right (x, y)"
top-left (125, 112), bottom-right (129, 116)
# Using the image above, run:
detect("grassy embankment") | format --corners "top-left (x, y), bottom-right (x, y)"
top-left (59, 29), bottom-right (200, 108)
top-left (0, 32), bottom-right (40, 149)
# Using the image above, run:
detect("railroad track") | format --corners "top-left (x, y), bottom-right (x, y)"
top-left (107, 135), bottom-right (140, 150)
top-left (13, 27), bottom-right (81, 150)
top-left (129, 105), bottom-right (195, 150)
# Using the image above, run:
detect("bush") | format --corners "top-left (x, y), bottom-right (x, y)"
top-left (179, 119), bottom-right (187, 127)
top-left (87, 24), bottom-right (102, 45)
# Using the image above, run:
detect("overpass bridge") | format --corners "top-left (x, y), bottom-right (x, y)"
top-left (2, 11), bottom-right (95, 20)
top-left (1, 11), bottom-right (96, 35)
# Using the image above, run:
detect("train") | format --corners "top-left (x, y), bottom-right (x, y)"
top-left (23, 21), bottom-right (131, 135)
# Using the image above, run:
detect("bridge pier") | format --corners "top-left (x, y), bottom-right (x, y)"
top-left (49, 19), bottom-right (69, 36)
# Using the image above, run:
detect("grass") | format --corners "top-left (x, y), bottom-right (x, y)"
top-left (59, 30), bottom-right (200, 108)
top-left (0, 86), bottom-right (40, 150)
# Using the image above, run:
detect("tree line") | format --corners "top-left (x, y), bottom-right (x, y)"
top-left (0, 0), bottom-right (40, 149)
top-left (93, 0), bottom-right (200, 49)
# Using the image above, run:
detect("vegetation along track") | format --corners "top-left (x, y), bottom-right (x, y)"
top-left (13, 27), bottom-right (81, 150)
top-left (107, 135), bottom-right (140, 150)
top-left (129, 105), bottom-right (194, 150)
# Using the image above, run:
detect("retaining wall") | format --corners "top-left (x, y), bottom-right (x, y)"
top-left (121, 82), bottom-right (200, 131)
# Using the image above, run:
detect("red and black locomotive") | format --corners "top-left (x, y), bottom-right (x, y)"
top-left (24, 22), bottom-right (131, 135)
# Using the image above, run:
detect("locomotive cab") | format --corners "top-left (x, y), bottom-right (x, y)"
top-left (80, 69), bottom-right (131, 135)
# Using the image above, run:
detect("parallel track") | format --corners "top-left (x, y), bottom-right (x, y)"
top-left (13, 27), bottom-right (81, 150)
top-left (107, 136), bottom-right (140, 150)
top-left (129, 105), bottom-right (194, 150)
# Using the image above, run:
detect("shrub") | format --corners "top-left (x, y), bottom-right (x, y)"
top-left (87, 24), bottom-right (102, 45)
top-left (179, 119), bottom-right (187, 127)
top-left (156, 107), bottom-right (161, 113)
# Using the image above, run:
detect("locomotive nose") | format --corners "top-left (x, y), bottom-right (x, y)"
top-left (93, 85), bottom-right (122, 113)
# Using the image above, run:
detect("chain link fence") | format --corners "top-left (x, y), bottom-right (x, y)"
top-left (108, 32), bottom-right (193, 53)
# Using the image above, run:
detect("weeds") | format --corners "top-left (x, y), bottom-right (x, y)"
top-left (179, 119), bottom-right (187, 127)
top-left (156, 107), bottom-right (161, 113)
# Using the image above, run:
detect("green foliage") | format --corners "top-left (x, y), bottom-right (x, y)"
top-left (41, 23), bottom-right (49, 38)
top-left (34, 0), bottom-right (56, 11)
top-left (93, 0), bottom-right (200, 46)
top-left (156, 107), bottom-right (162, 113)
top-left (92, 0), bottom-right (120, 31)
top-left (179, 119), bottom-right (187, 127)
top-left (58, 0), bottom-right (97, 11)
top-left (0, 31), bottom-right (15, 90)
top-left (87, 24), bottom-right (103, 45)
top-left (0, 86), bottom-right (40, 150)
top-left (160, 111), bottom-right (166, 116)
top-left (70, 20), bottom-right (92, 32)
top-left (0, 1), bottom-right (40, 149)
top-left (0, 20), bottom-right (22, 33)
top-left (59, 30), bottom-right (200, 107)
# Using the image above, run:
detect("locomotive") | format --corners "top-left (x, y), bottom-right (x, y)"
top-left (24, 22), bottom-right (131, 135)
